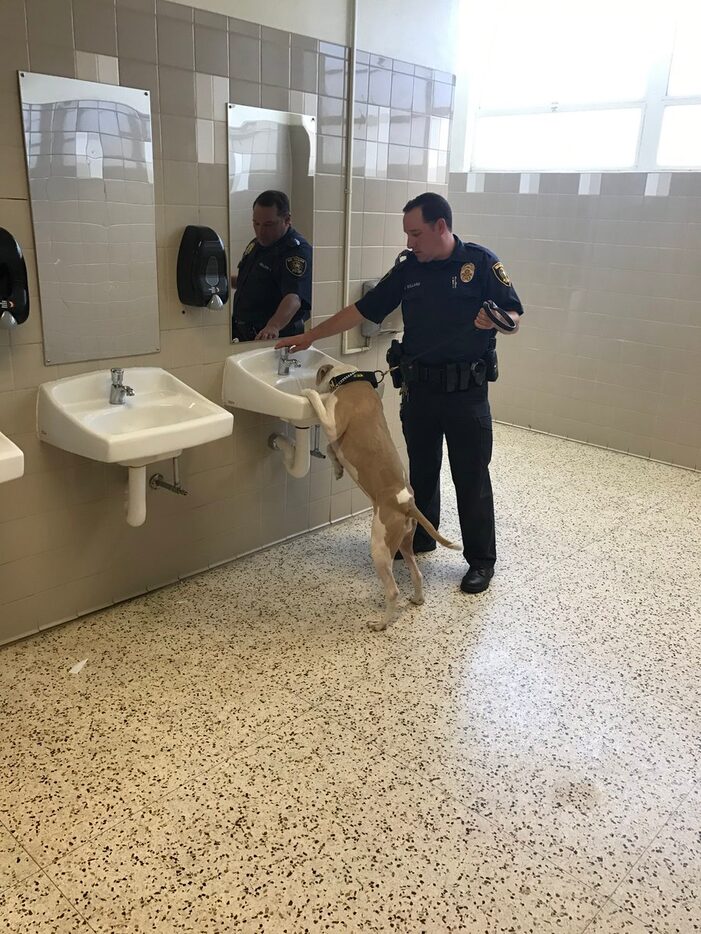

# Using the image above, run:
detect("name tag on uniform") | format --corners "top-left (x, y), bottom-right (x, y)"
top-left (405, 281), bottom-right (420, 290)
top-left (258, 262), bottom-right (271, 271)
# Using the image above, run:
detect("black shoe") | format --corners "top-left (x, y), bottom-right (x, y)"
top-left (460, 566), bottom-right (494, 594)
top-left (394, 542), bottom-right (437, 560)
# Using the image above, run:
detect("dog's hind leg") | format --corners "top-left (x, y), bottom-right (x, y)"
top-left (369, 510), bottom-right (400, 632)
top-left (399, 519), bottom-right (424, 606)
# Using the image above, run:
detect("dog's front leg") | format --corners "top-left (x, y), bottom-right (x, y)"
top-left (326, 443), bottom-right (344, 480)
top-left (301, 389), bottom-right (339, 440)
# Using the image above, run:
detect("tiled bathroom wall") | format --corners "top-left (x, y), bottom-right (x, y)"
top-left (0, 0), bottom-right (454, 644)
top-left (450, 171), bottom-right (701, 470)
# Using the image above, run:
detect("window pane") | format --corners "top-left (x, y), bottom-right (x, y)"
top-left (657, 105), bottom-right (701, 166)
top-left (479, 0), bottom-right (659, 109)
top-left (471, 110), bottom-right (642, 171)
top-left (668, 3), bottom-right (701, 96)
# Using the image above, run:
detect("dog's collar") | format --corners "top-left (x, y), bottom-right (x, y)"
top-left (328, 370), bottom-right (380, 391)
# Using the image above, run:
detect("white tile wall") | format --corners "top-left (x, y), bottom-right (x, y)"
top-left (450, 171), bottom-right (701, 470)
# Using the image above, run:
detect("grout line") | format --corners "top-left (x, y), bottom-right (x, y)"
top-left (581, 780), bottom-right (698, 931)
top-left (42, 867), bottom-right (98, 933)
top-left (0, 816), bottom-right (43, 897)
top-left (0, 817), bottom-right (97, 931)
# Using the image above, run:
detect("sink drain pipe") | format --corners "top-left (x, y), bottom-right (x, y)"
top-left (269, 427), bottom-right (311, 478)
top-left (126, 466), bottom-right (147, 527)
top-left (125, 457), bottom-right (188, 527)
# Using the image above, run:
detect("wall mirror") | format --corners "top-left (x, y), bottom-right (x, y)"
top-left (19, 72), bottom-right (159, 365)
top-left (227, 104), bottom-right (315, 342)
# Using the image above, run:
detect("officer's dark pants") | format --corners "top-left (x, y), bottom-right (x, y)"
top-left (400, 382), bottom-right (496, 569)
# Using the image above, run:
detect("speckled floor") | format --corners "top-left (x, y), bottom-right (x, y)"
top-left (1, 424), bottom-right (699, 933)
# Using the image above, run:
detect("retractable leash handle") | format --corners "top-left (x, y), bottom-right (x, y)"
top-left (481, 299), bottom-right (517, 331)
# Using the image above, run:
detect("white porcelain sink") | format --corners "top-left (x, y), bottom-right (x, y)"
top-left (0, 433), bottom-right (24, 484)
top-left (38, 367), bottom-right (233, 467)
top-left (222, 346), bottom-right (347, 427)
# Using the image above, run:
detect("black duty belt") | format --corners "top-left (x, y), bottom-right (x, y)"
top-left (401, 358), bottom-right (487, 392)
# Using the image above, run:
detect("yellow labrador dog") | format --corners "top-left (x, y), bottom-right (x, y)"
top-left (303, 363), bottom-right (459, 631)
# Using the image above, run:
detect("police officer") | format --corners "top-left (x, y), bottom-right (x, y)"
top-left (231, 190), bottom-right (312, 342)
top-left (276, 191), bottom-right (523, 594)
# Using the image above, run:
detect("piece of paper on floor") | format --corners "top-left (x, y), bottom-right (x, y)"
top-left (69, 659), bottom-right (87, 675)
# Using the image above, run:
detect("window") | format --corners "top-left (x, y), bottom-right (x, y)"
top-left (667, 5), bottom-right (701, 96)
top-left (657, 105), bottom-right (701, 167)
top-left (472, 110), bottom-right (642, 172)
top-left (464, 0), bottom-right (701, 171)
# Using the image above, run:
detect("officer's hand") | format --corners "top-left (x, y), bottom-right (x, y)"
top-left (275, 333), bottom-right (313, 352)
top-left (255, 326), bottom-right (280, 341)
top-left (474, 307), bottom-right (496, 330)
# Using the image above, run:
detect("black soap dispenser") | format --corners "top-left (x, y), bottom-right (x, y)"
top-left (0, 227), bottom-right (30, 329)
top-left (176, 225), bottom-right (229, 310)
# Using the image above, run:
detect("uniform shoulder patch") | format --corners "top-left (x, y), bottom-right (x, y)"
top-left (460, 262), bottom-right (475, 283)
top-left (243, 239), bottom-right (256, 256)
top-left (286, 255), bottom-right (307, 277)
top-left (492, 261), bottom-right (511, 286)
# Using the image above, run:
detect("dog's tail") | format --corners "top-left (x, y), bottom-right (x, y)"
top-left (406, 503), bottom-right (461, 550)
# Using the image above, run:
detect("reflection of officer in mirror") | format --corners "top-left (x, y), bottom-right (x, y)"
top-left (275, 192), bottom-right (524, 596)
top-left (230, 190), bottom-right (312, 342)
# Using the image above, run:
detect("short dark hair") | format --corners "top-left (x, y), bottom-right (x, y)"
top-left (253, 190), bottom-right (291, 216)
top-left (403, 192), bottom-right (452, 231)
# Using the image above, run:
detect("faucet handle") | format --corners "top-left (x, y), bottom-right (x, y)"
top-left (111, 367), bottom-right (124, 382)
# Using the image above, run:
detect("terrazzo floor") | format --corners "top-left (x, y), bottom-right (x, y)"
top-left (1, 424), bottom-right (699, 933)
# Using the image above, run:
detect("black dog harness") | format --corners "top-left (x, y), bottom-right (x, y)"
top-left (328, 370), bottom-right (383, 391)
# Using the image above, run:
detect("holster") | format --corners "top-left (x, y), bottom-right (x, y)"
top-left (484, 335), bottom-right (499, 382)
top-left (386, 339), bottom-right (404, 389)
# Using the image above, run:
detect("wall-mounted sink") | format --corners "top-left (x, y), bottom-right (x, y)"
top-left (222, 346), bottom-right (345, 428)
top-left (38, 367), bottom-right (233, 466)
top-left (37, 367), bottom-right (233, 525)
top-left (0, 433), bottom-right (24, 484)
top-left (222, 345), bottom-right (384, 479)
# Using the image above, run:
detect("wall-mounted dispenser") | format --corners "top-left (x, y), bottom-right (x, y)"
top-left (0, 228), bottom-right (30, 329)
top-left (177, 225), bottom-right (229, 310)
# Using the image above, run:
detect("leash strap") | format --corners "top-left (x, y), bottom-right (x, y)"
top-left (482, 299), bottom-right (517, 331)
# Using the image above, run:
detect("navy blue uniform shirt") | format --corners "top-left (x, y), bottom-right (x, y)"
top-left (233, 227), bottom-right (312, 332)
top-left (356, 236), bottom-right (523, 365)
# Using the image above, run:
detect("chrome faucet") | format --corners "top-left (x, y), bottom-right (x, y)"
top-left (110, 367), bottom-right (135, 405)
top-left (278, 346), bottom-right (301, 376)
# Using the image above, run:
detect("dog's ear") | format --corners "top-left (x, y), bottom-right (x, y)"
top-left (316, 363), bottom-right (334, 386)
